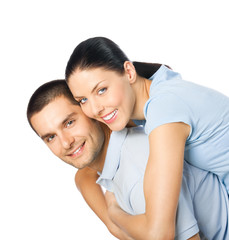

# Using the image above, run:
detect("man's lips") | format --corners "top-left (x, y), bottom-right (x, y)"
top-left (101, 109), bottom-right (118, 124)
top-left (67, 142), bottom-right (85, 157)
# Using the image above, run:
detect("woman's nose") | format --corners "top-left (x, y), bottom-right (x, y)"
top-left (91, 101), bottom-right (104, 117)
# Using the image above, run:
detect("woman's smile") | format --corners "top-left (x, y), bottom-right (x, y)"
top-left (68, 67), bottom-right (136, 131)
top-left (101, 109), bottom-right (118, 124)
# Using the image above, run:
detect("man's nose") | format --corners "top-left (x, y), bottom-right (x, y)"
top-left (60, 132), bottom-right (74, 149)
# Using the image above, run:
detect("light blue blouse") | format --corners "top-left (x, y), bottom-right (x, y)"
top-left (144, 65), bottom-right (229, 192)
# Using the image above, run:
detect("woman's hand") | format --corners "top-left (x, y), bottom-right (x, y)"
top-left (75, 169), bottom-right (134, 240)
top-left (102, 123), bottom-right (190, 240)
top-left (105, 191), bottom-right (134, 240)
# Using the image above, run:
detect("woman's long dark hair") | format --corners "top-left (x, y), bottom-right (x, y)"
top-left (65, 37), bottom-right (169, 81)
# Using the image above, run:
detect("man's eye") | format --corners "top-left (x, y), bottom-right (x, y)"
top-left (80, 98), bottom-right (87, 104)
top-left (98, 88), bottom-right (107, 95)
top-left (47, 135), bottom-right (55, 142)
top-left (66, 120), bottom-right (74, 127)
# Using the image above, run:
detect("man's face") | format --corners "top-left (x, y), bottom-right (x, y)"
top-left (31, 96), bottom-right (104, 169)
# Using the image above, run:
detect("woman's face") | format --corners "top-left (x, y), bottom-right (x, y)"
top-left (68, 65), bottom-right (136, 131)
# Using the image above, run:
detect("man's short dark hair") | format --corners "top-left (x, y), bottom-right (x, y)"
top-left (27, 79), bottom-right (79, 132)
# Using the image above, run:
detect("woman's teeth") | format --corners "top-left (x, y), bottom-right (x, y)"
top-left (103, 109), bottom-right (117, 121)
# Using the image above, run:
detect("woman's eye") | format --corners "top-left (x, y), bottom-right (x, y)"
top-left (98, 88), bottom-right (107, 95)
top-left (80, 98), bottom-right (87, 104)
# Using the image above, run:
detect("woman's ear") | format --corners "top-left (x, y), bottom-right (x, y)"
top-left (123, 61), bottom-right (137, 84)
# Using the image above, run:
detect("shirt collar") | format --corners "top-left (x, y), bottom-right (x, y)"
top-left (96, 128), bottom-right (128, 190)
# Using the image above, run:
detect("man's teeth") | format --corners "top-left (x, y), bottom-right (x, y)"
top-left (103, 110), bottom-right (117, 121)
top-left (73, 144), bottom-right (83, 154)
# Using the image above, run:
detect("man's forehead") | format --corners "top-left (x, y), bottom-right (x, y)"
top-left (45, 97), bottom-right (80, 116)
top-left (55, 95), bottom-right (79, 105)
top-left (31, 96), bottom-right (82, 135)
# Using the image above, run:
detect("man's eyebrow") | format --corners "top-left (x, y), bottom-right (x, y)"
top-left (61, 112), bottom-right (77, 125)
top-left (40, 112), bottom-right (77, 140)
top-left (41, 133), bottom-right (53, 141)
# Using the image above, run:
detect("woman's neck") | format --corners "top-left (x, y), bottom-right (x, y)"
top-left (131, 75), bottom-right (151, 120)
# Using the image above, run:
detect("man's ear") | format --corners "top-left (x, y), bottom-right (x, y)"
top-left (123, 61), bottom-right (137, 84)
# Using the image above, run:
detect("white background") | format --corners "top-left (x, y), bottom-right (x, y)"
top-left (1, 0), bottom-right (229, 239)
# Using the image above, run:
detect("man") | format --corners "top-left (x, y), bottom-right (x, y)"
top-left (27, 80), bottom-right (229, 240)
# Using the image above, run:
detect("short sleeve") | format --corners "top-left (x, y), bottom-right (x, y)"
top-left (144, 92), bottom-right (193, 135)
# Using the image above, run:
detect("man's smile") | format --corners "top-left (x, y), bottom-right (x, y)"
top-left (67, 142), bottom-right (86, 157)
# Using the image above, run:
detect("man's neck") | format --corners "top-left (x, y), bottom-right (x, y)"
top-left (88, 122), bottom-right (111, 173)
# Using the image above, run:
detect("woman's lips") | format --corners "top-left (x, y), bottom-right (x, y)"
top-left (101, 109), bottom-right (118, 124)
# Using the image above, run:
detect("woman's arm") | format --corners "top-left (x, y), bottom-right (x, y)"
top-left (75, 167), bottom-right (134, 240)
top-left (106, 122), bottom-right (190, 240)
top-left (105, 192), bottom-right (200, 240)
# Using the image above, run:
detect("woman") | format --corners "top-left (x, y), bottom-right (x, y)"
top-left (65, 37), bottom-right (229, 239)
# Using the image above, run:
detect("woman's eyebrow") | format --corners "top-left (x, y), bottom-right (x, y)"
top-left (74, 80), bottom-right (106, 98)
top-left (91, 80), bottom-right (106, 94)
